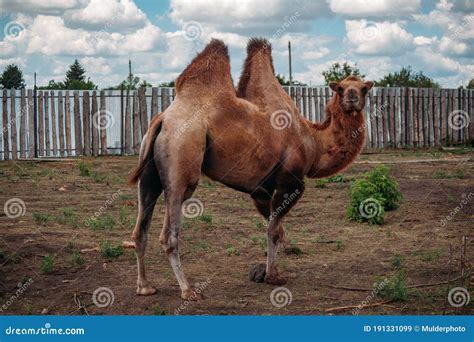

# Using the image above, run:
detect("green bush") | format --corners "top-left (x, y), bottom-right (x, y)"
top-left (347, 165), bottom-right (401, 225)
top-left (100, 241), bottom-right (123, 259)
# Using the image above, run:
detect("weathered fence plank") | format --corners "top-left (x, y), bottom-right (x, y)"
top-left (152, 87), bottom-right (158, 116)
top-left (433, 89), bottom-right (440, 146)
top-left (44, 91), bottom-right (50, 156)
top-left (2, 89), bottom-right (8, 160)
top-left (58, 91), bottom-right (65, 157)
top-left (139, 87), bottom-right (148, 137)
top-left (83, 91), bottom-right (90, 156)
top-left (20, 89), bottom-right (27, 158)
top-left (91, 91), bottom-right (99, 156)
top-left (161, 87), bottom-right (170, 111)
top-left (50, 91), bottom-right (58, 156)
top-left (65, 91), bottom-right (72, 156)
top-left (133, 90), bottom-right (140, 154)
top-left (99, 90), bottom-right (107, 155)
top-left (27, 89), bottom-right (34, 157)
top-left (10, 90), bottom-right (17, 159)
top-left (74, 91), bottom-right (82, 155)
top-left (124, 90), bottom-right (132, 154)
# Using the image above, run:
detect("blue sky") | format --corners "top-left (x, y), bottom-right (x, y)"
top-left (0, 0), bottom-right (472, 88)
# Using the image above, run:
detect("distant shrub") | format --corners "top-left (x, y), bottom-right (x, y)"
top-left (347, 165), bottom-right (401, 225)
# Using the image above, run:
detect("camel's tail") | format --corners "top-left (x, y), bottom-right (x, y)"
top-left (128, 113), bottom-right (163, 185)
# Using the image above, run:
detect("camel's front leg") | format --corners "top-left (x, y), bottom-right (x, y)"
top-left (250, 181), bottom-right (304, 284)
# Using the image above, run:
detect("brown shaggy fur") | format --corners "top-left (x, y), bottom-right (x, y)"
top-left (175, 39), bottom-right (231, 94)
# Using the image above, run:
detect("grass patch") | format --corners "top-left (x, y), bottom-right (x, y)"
top-left (40, 255), bottom-right (54, 274)
top-left (377, 270), bottom-right (409, 301)
top-left (335, 239), bottom-right (345, 251)
top-left (33, 212), bottom-right (51, 225)
top-left (100, 241), bottom-right (124, 259)
top-left (87, 213), bottom-right (116, 230)
top-left (199, 213), bottom-right (213, 228)
top-left (119, 206), bottom-right (134, 227)
top-left (328, 174), bottom-right (344, 183)
top-left (412, 250), bottom-right (442, 262)
top-left (314, 179), bottom-right (328, 188)
top-left (70, 251), bottom-right (85, 266)
top-left (391, 255), bottom-right (403, 269)
top-left (347, 165), bottom-right (401, 225)
top-left (284, 241), bottom-right (303, 255)
top-left (56, 207), bottom-right (78, 227)
top-left (152, 305), bottom-right (168, 315)
top-left (226, 245), bottom-right (240, 256)
top-left (433, 170), bottom-right (465, 179)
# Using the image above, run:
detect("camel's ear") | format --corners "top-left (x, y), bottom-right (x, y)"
top-left (329, 81), bottom-right (339, 92)
top-left (364, 81), bottom-right (374, 90)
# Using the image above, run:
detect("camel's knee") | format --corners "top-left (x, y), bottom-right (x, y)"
top-left (160, 231), bottom-right (179, 255)
top-left (268, 224), bottom-right (285, 244)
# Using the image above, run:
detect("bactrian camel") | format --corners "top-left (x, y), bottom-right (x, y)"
top-left (129, 38), bottom-right (373, 299)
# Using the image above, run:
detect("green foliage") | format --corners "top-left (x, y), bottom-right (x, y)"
top-left (374, 66), bottom-right (440, 88)
top-left (159, 81), bottom-right (175, 87)
top-left (63, 59), bottom-right (97, 90)
top-left (100, 241), bottom-right (123, 259)
top-left (40, 255), bottom-right (54, 274)
top-left (377, 270), bottom-right (408, 301)
top-left (391, 255), bottom-right (403, 269)
top-left (433, 170), bottom-right (465, 179)
top-left (78, 161), bottom-right (92, 177)
top-left (314, 179), bottom-right (328, 188)
top-left (322, 62), bottom-right (365, 85)
top-left (335, 239), bottom-right (345, 251)
top-left (199, 213), bottom-right (213, 228)
top-left (152, 305), bottom-right (168, 315)
top-left (33, 212), bottom-right (51, 225)
top-left (226, 245), bottom-right (240, 256)
top-left (70, 251), bottom-right (85, 266)
top-left (56, 207), bottom-right (77, 227)
top-left (284, 241), bottom-right (303, 255)
top-left (468, 79), bottom-right (474, 89)
top-left (88, 213), bottom-right (116, 231)
top-left (347, 165), bottom-right (401, 225)
top-left (38, 79), bottom-right (65, 90)
top-left (276, 74), bottom-right (306, 86)
top-left (328, 174), bottom-right (344, 183)
top-left (0, 64), bottom-right (25, 89)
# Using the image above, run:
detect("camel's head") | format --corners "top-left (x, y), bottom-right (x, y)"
top-left (329, 76), bottom-right (374, 113)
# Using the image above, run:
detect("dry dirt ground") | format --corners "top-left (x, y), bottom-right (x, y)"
top-left (0, 149), bottom-right (473, 315)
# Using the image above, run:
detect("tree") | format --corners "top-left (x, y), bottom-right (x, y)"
top-left (275, 74), bottom-right (305, 86)
top-left (106, 74), bottom-right (153, 90)
top-left (467, 79), bottom-right (474, 89)
top-left (159, 81), bottom-right (175, 87)
top-left (322, 62), bottom-right (364, 85)
top-left (0, 64), bottom-right (26, 89)
top-left (375, 66), bottom-right (440, 88)
top-left (64, 59), bottom-right (97, 90)
top-left (38, 79), bottom-right (65, 90)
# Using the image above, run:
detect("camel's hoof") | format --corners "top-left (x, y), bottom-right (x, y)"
top-left (249, 263), bottom-right (266, 283)
top-left (136, 286), bottom-right (157, 296)
top-left (181, 289), bottom-right (204, 301)
top-left (264, 274), bottom-right (287, 285)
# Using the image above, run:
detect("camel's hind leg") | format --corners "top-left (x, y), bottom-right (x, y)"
top-left (131, 159), bottom-right (162, 296)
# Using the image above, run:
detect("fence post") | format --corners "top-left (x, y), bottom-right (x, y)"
top-left (133, 90), bottom-right (140, 154)
top-left (91, 91), bottom-right (99, 156)
top-left (58, 91), bottom-right (65, 157)
top-left (99, 90), bottom-right (107, 155)
top-left (20, 89), bottom-right (27, 158)
top-left (44, 91), bottom-right (50, 156)
top-left (10, 89), bottom-right (17, 160)
top-left (124, 90), bottom-right (131, 154)
top-left (27, 89), bottom-right (35, 158)
top-left (83, 91), bottom-right (91, 156)
top-left (50, 90), bottom-right (58, 156)
top-left (74, 91), bottom-right (82, 155)
top-left (65, 91), bottom-right (72, 156)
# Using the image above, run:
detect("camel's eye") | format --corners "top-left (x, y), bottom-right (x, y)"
top-left (337, 86), bottom-right (344, 95)
top-left (361, 87), bottom-right (368, 95)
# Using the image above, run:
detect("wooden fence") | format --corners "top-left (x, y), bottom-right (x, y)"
top-left (0, 86), bottom-right (472, 160)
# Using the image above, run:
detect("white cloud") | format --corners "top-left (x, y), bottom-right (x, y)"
top-left (413, 36), bottom-right (437, 46)
top-left (329, 0), bottom-right (421, 17)
top-left (81, 57), bottom-right (113, 75)
top-left (1, 0), bottom-right (87, 15)
top-left (345, 20), bottom-right (413, 55)
top-left (169, 0), bottom-right (330, 34)
top-left (66, 0), bottom-right (147, 31)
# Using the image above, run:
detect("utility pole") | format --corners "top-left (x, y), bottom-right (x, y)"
top-left (33, 72), bottom-right (38, 158)
top-left (128, 59), bottom-right (132, 90)
top-left (288, 41), bottom-right (293, 87)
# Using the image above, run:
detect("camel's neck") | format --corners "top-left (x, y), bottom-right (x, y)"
top-left (307, 103), bottom-right (366, 178)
